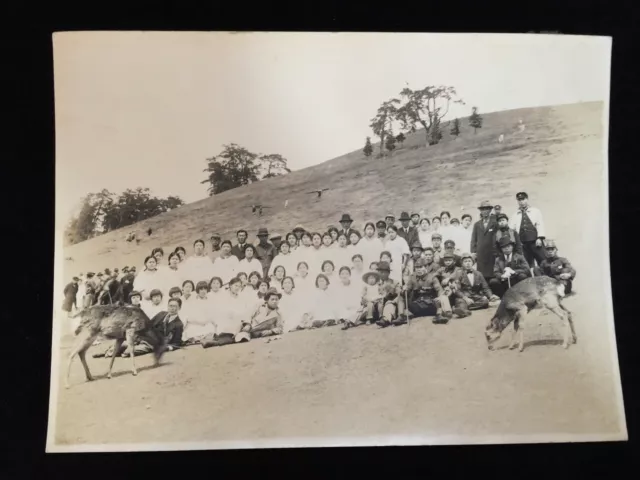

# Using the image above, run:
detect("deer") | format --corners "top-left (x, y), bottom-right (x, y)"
top-left (485, 276), bottom-right (577, 352)
top-left (65, 305), bottom-right (166, 388)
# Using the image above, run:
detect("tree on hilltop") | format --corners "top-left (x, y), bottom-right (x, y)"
top-left (469, 107), bottom-right (483, 134)
top-left (369, 99), bottom-right (399, 156)
top-left (260, 153), bottom-right (291, 178)
top-left (450, 118), bottom-right (461, 138)
top-left (363, 136), bottom-right (373, 157)
top-left (395, 85), bottom-right (465, 146)
top-left (202, 143), bottom-right (261, 195)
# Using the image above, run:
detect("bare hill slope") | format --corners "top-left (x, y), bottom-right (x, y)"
top-left (62, 101), bottom-right (604, 276)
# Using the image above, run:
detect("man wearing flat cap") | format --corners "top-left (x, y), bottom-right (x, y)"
top-left (397, 211), bottom-right (418, 246)
top-left (269, 234), bottom-right (283, 253)
top-left (439, 240), bottom-right (462, 268)
top-left (470, 200), bottom-right (499, 284)
top-left (338, 213), bottom-right (358, 245)
top-left (510, 191), bottom-right (547, 271)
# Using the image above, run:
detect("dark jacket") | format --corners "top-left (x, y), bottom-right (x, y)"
top-left (255, 242), bottom-right (277, 279)
top-left (150, 311), bottom-right (184, 348)
top-left (438, 254), bottom-right (463, 268)
top-left (540, 256), bottom-right (576, 280)
top-left (406, 273), bottom-right (444, 302)
top-left (435, 265), bottom-right (463, 286)
top-left (458, 270), bottom-right (493, 298)
top-left (493, 253), bottom-right (531, 278)
top-left (62, 282), bottom-right (79, 312)
top-left (470, 217), bottom-right (498, 279)
top-left (231, 243), bottom-right (249, 261)
top-left (397, 226), bottom-right (418, 246)
top-left (494, 228), bottom-right (523, 255)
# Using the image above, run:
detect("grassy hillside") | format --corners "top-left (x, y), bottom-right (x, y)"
top-left (62, 101), bottom-right (604, 276)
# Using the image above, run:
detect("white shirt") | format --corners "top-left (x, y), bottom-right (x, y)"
top-left (239, 257), bottom-right (265, 277)
top-left (418, 229), bottom-right (433, 249)
top-left (384, 235), bottom-right (410, 282)
top-left (183, 255), bottom-right (215, 284)
top-left (212, 255), bottom-right (240, 284)
top-left (509, 206), bottom-right (545, 238)
top-left (133, 269), bottom-right (163, 300)
top-left (356, 236), bottom-right (384, 267)
top-left (439, 225), bottom-right (457, 244)
top-left (467, 273), bottom-right (474, 286)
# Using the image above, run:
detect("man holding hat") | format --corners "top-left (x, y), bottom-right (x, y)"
top-left (471, 200), bottom-right (499, 283)
top-left (453, 253), bottom-right (498, 317)
top-left (404, 257), bottom-right (451, 324)
top-left (490, 236), bottom-right (531, 297)
top-left (397, 211), bottom-right (418, 246)
top-left (236, 287), bottom-right (284, 341)
top-left (510, 191), bottom-right (546, 270)
top-left (338, 213), bottom-right (357, 244)
top-left (375, 261), bottom-right (406, 327)
top-left (255, 227), bottom-right (277, 279)
top-left (539, 239), bottom-right (576, 294)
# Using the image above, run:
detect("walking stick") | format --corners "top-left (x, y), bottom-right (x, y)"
top-left (507, 276), bottom-right (511, 289)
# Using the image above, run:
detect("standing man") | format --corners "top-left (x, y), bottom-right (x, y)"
top-left (255, 227), bottom-right (277, 279)
top-left (270, 234), bottom-right (283, 252)
top-left (338, 214), bottom-right (357, 244)
top-left (210, 234), bottom-right (223, 262)
top-left (470, 200), bottom-right (498, 285)
top-left (385, 213), bottom-right (396, 229)
top-left (510, 191), bottom-right (546, 272)
top-left (62, 276), bottom-right (80, 318)
top-left (397, 211), bottom-right (418, 246)
top-left (231, 229), bottom-right (249, 260)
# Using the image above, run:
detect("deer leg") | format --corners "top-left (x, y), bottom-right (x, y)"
top-left (66, 332), bottom-right (97, 388)
top-left (514, 308), bottom-right (527, 352)
top-left (548, 306), bottom-right (571, 349)
top-left (107, 338), bottom-right (124, 379)
top-left (508, 319), bottom-right (519, 350)
top-left (559, 303), bottom-right (577, 344)
top-left (125, 329), bottom-right (138, 376)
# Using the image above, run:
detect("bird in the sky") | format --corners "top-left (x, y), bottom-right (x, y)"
top-left (307, 188), bottom-right (330, 199)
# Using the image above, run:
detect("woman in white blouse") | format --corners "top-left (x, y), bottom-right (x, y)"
top-left (417, 218), bottom-right (432, 249)
top-left (268, 242), bottom-right (296, 277)
top-left (294, 261), bottom-right (313, 295)
top-left (162, 251), bottom-right (185, 296)
top-left (358, 222), bottom-right (384, 267)
top-left (182, 239), bottom-right (215, 285)
top-left (182, 280), bottom-right (217, 344)
top-left (383, 225), bottom-right (410, 282)
top-left (239, 244), bottom-right (264, 278)
top-left (134, 255), bottom-right (163, 301)
top-left (212, 240), bottom-right (240, 285)
top-left (333, 266), bottom-right (362, 322)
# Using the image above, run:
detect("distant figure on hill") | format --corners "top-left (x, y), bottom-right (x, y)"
top-left (518, 119), bottom-right (526, 132)
top-left (284, 199), bottom-right (289, 208)
top-left (147, 228), bottom-right (153, 236)
top-left (308, 188), bottom-right (329, 199)
top-left (248, 204), bottom-right (269, 217)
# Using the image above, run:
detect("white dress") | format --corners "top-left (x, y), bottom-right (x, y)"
top-left (133, 269), bottom-right (164, 300)
top-left (358, 236), bottom-right (384, 268)
top-left (239, 257), bottom-right (265, 277)
top-left (183, 296), bottom-right (217, 339)
top-left (418, 229), bottom-right (433, 249)
top-left (333, 281), bottom-right (362, 320)
top-left (161, 267), bottom-right (186, 296)
top-left (331, 246), bottom-right (352, 272)
top-left (211, 255), bottom-right (240, 285)
top-left (182, 255), bottom-right (215, 284)
top-left (307, 288), bottom-right (338, 321)
top-left (278, 290), bottom-right (302, 331)
top-left (384, 236), bottom-right (410, 282)
top-left (268, 252), bottom-right (296, 278)
top-left (293, 273), bottom-right (314, 295)
top-left (439, 225), bottom-right (457, 245)
top-left (141, 300), bottom-right (165, 320)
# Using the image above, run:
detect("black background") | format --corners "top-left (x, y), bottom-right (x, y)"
top-left (4, 1), bottom-right (639, 477)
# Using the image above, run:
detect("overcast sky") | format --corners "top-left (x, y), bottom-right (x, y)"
top-left (54, 32), bottom-right (610, 223)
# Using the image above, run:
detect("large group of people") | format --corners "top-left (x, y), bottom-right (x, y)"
top-left (61, 191), bottom-right (577, 356)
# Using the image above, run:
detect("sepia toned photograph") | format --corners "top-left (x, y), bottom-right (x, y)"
top-left (48, 32), bottom-right (626, 451)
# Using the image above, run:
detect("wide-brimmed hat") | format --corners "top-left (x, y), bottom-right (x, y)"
top-left (257, 227), bottom-right (269, 236)
top-left (498, 236), bottom-right (515, 248)
top-left (410, 241), bottom-right (424, 250)
top-left (377, 261), bottom-right (391, 272)
top-left (362, 271), bottom-right (381, 283)
top-left (478, 200), bottom-right (494, 209)
top-left (339, 213), bottom-right (354, 223)
top-left (264, 287), bottom-right (282, 300)
top-left (399, 211), bottom-right (411, 221)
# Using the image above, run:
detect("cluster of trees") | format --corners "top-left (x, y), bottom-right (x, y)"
top-left (201, 143), bottom-right (291, 196)
top-left (64, 188), bottom-right (184, 245)
top-left (363, 84), bottom-right (485, 156)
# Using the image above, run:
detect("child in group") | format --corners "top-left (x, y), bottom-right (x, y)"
top-left (343, 271), bottom-right (382, 329)
top-left (539, 239), bottom-right (577, 294)
top-left (142, 288), bottom-right (165, 319)
top-left (369, 261), bottom-right (379, 272)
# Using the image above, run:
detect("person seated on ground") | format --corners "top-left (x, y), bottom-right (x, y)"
top-left (333, 266), bottom-right (362, 324)
top-left (436, 252), bottom-right (464, 302)
top-left (121, 297), bottom-right (184, 357)
top-left (181, 285), bottom-right (218, 346)
top-left (403, 241), bottom-right (426, 284)
top-left (208, 277), bottom-right (225, 301)
top-left (320, 260), bottom-right (336, 287)
top-left (201, 277), bottom-right (247, 348)
top-left (374, 261), bottom-right (407, 328)
top-left (343, 270), bottom-right (382, 329)
top-left (141, 289), bottom-right (166, 319)
top-left (236, 287), bottom-right (284, 342)
top-left (404, 258), bottom-right (451, 325)
top-left (421, 247), bottom-right (441, 276)
top-left (295, 274), bottom-right (338, 330)
top-left (539, 239), bottom-right (576, 294)
top-left (494, 213), bottom-right (523, 256)
top-left (438, 240), bottom-right (462, 267)
top-left (430, 233), bottom-right (444, 264)
top-left (489, 236), bottom-right (532, 297)
top-left (278, 276), bottom-right (301, 332)
top-left (452, 253), bottom-right (499, 318)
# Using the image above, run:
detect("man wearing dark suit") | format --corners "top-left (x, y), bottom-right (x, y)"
top-left (397, 211), bottom-right (418, 246)
top-left (470, 200), bottom-right (499, 284)
top-left (231, 229), bottom-right (249, 260)
top-left (489, 236), bottom-right (531, 297)
top-left (452, 253), bottom-right (498, 317)
top-left (338, 213), bottom-right (358, 245)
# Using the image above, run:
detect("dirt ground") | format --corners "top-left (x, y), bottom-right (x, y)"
top-left (50, 102), bottom-right (626, 448)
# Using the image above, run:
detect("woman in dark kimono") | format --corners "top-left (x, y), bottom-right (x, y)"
top-left (470, 200), bottom-right (498, 286)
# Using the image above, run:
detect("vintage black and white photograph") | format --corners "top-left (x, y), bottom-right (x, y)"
top-left (48, 32), bottom-right (625, 451)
